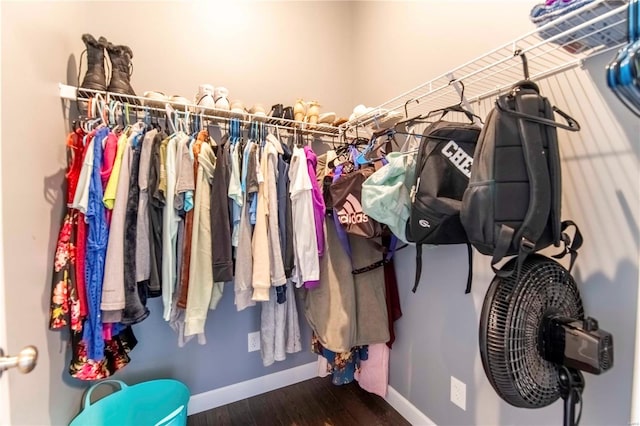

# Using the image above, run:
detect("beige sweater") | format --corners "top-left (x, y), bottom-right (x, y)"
top-left (251, 145), bottom-right (271, 301)
top-left (184, 143), bottom-right (221, 337)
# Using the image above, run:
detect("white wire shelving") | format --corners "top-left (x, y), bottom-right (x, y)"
top-left (341, 0), bottom-right (629, 131)
top-left (58, 84), bottom-right (342, 138)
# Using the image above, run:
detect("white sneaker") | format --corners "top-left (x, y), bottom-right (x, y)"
top-left (195, 84), bottom-right (215, 110)
top-left (214, 86), bottom-right (230, 111)
top-left (143, 91), bottom-right (169, 108)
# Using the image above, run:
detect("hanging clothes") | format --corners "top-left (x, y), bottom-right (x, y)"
top-left (259, 135), bottom-right (300, 366)
top-left (70, 132), bottom-right (96, 215)
top-left (147, 131), bottom-right (166, 298)
top-left (135, 129), bottom-right (157, 288)
top-left (100, 132), bottom-right (119, 223)
top-left (101, 127), bottom-right (143, 324)
top-left (277, 145), bottom-right (294, 280)
top-left (312, 334), bottom-right (368, 386)
top-left (228, 141), bottom-right (243, 249)
top-left (65, 129), bottom-right (89, 319)
top-left (264, 141), bottom-right (287, 289)
top-left (355, 343), bottom-right (389, 398)
top-left (251, 142), bottom-right (272, 302)
top-left (210, 136), bottom-right (233, 282)
top-left (50, 126), bottom-right (138, 381)
top-left (184, 141), bottom-right (220, 338)
top-left (234, 141), bottom-right (257, 311)
top-left (176, 131), bottom-right (207, 310)
top-left (289, 147), bottom-right (319, 289)
top-left (303, 146), bottom-right (326, 258)
top-left (260, 280), bottom-right (301, 367)
top-left (122, 131), bottom-right (150, 325)
top-left (50, 209), bottom-right (82, 332)
top-left (51, 108), bottom-right (404, 382)
top-left (84, 126), bottom-right (110, 360)
top-left (103, 130), bottom-right (128, 210)
top-left (161, 132), bottom-right (184, 320)
top-left (303, 163), bottom-right (390, 353)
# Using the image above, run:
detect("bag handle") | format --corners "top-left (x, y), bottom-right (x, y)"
top-left (497, 96), bottom-right (581, 132)
top-left (82, 380), bottom-right (128, 409)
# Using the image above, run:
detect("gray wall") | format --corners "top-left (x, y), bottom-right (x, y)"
top-left (0, 2), bottom-right (353, 425)
top-left (351, 2), bottom-right (640, 425)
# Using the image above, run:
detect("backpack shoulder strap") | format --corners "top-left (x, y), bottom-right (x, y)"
top-left (491, 91), bottom-right (552, 277)
top-left (514, 91), bottom-right (553, 250)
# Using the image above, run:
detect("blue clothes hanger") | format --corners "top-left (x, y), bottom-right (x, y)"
top-left (607, 0), bottom-right (640, 116)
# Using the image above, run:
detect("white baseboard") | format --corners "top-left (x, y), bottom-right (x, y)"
top-left (187, 361), bottom-right (318, 415)
top-left (386, 386), bottom-right (437, 426)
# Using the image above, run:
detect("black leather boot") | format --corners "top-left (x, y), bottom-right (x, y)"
top-left (106, 42), bottom-right (136, 97)
top-left (80, 34), bottom-right (108, 91)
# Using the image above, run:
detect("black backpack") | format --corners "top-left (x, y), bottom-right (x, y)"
top-left (460, 80), bottom-right (582, 279)
top-left (407, 119), bottom-right (482, 293)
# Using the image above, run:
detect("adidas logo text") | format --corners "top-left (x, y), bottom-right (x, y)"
top-left (337, 194), bottom-right (370, 224)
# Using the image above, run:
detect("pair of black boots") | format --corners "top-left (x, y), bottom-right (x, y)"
top-left (269, 104), bottom-right (294, 124)
top-left (80, 34), bottom-right (136, 97)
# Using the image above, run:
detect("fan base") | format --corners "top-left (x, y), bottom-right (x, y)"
top-left (559, 367), bottom-right (585, 426)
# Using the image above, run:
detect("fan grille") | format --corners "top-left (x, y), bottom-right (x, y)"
top-left (479, 254), bottom-right (584, 408)
top-left (600, 334), bottom-right (613, 371)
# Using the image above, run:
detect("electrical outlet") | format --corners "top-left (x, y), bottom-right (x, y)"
top-left (450, 376), bottom-right (466, 411)
top-left (247, 331), bottom-right (261, 352)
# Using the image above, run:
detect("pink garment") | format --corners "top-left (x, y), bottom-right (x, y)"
top-left (100, 132), bottom-right (119, 224)
top-left (303, 146), bottom-right (325, 257)
top-left (100, 132), bottom-right (118, 189)
top-left (102, 323), bottom-right (112, 341)
top-left (355, 343), bottom-right (389, 398)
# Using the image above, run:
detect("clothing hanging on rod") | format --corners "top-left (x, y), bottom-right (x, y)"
top-left (50, 96), bottom-right (404, 386)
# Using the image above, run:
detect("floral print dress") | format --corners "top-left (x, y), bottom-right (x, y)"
top-left (49, 129), bottom-right (137, 380)
top-left (312, 333), bottom-right (368, 385)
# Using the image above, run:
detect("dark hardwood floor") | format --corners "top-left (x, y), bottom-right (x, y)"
top-left (187, 377), bottom-right (411, 426)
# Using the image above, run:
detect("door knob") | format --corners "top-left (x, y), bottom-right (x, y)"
top-left (0, 346), bottom-right (38, 377)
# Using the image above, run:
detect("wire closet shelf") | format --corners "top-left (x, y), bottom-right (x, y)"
top-left (58, 84), bottom-right (342, 138)
top-left (340, 0), bottom-right (629, 131)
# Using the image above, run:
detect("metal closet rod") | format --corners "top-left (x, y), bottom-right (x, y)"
top-left (69, 86), bottom-right (342, 138)
top-left (100, 101), bottom-right (343, 138)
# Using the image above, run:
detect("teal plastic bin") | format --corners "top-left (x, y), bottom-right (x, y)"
top-left (69, 379), bottom-right (190, 426)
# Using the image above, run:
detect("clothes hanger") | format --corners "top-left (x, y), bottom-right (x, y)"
top-left (92, 94), bottom-right (108, 129)
top-left (607, 0), bottom-right (640, 116)
top-left (153, 108), bottom-right (164, 132)
top-left (165, 103), bottom-right (179, 135)
top-left (110, 101), bottom-right (125, 134)
top-left (422, 80), bottom-right (484, 124)
top-left (355, 127), bottom-right (399, 165)
top-left (190, 114), bottom-right (199, 139)
top-left (143, 106), bottom-right (152, 131)
top-left (393, 98), bottom-right (421, 127)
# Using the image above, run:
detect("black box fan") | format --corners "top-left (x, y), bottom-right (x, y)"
top-left (479, 254), bottom-right (613, 426)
